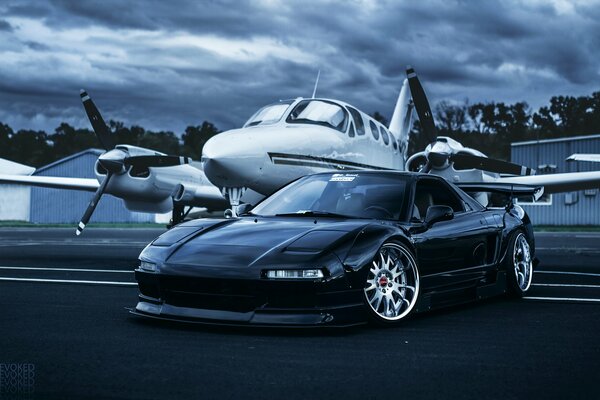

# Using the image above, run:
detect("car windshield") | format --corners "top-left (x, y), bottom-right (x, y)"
top-left (286, 100), bottom-right (348, 132)
top-left (244, 101), bottom-right (293, 127)
top-left (251, 173), bottom-right (410, 221)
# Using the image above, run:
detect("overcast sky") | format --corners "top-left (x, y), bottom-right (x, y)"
top-left (0, 0), bottom-right (599, 134)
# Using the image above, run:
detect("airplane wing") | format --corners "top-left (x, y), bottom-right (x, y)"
top-left (0, 174), bottom-right (99, 192)
top-left (566, 154), bottom-right (600, 163)
top-left (497, 171), bottom-right (600, 194)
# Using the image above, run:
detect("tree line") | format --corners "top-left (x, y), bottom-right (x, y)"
top-left (406, 91), bottom-right (600, 160)
top-left (0, 120), bottom-right (220, 168)
top-left (1, 91), bottom-right (599, 168)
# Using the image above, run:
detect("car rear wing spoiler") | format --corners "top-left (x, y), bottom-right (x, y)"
top-left (456, 182), bottom-right (544, 202)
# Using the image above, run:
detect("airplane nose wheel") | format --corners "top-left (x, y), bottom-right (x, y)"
top-left (223, 187), bottom-right (247, 218)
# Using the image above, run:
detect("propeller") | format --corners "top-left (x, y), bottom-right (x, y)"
top-left (80, 90), bottom-right (115, 151)
top-left (76, 172), bottom-right (112, 236)
top-left (404, 68), bottom-right (534, 177)
top-left (450, 153), bottom-right (535, 176)
top-left (76, 90), bottom-right (194, 235)
top-left (406, 66), bottom-right (437, 144)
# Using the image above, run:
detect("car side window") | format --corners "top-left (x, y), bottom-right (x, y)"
top-left (413, 179), bottom-right (465, 220)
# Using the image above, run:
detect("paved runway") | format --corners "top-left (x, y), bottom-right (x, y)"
top-left (0, 228), bottom-right (599, 399)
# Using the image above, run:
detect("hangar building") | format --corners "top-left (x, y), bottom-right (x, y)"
top-left (0, 158), bottom-right (35, 221)
top-left (511, 134), bottom-right (600, 226)
top-left (30, 149), bottom-right (156, 224)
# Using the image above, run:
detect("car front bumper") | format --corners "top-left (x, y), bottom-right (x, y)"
top-left (132, 269), bottom-right (367, 327)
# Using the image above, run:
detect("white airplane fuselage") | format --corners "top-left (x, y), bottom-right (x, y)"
top-left (202, 97), bottom-right (408, 198)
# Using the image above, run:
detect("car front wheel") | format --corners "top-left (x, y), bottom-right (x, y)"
top-left (363, 242), bottom-right (420, 325)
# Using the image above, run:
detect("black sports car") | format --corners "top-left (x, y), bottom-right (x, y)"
top-left (132, 171), bottom-right (537, 327)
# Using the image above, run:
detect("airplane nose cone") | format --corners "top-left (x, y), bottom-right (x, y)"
top-left (202, 132), bottom-right (266, 189)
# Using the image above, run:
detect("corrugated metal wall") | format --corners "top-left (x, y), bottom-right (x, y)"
top-left (511, 135), bottom-right (600, 225)
top-left (30, 149), bottom-right (156, 224)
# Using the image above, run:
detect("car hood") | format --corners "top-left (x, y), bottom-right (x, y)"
top-left (145, 217), bottom-right (371, 275)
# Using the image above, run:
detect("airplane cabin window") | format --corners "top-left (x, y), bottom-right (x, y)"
top-left (287, 100), bottom-right (348, 132)
top-left (369, 120), bottom-right (379, 140)
top-left (244, 101), bottom-right (293, 127)
top-left (347, 107), bottom-right (366, 135)
top-left (379, 126), bottom-right (390, 145)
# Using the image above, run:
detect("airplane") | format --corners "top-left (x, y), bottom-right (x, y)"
top-left (200, 67), bottom-right (600, 210)
top-left (200, 67), bottom-right (555, 211)
top-left (2, 67), bottom-right (600, 232)
top-left (0, 90), bottom-right (227, 235)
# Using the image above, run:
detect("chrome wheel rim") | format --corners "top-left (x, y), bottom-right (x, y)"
top-left (513, 233), bottom-right (533, 292)
top-left (363, 243), bottom-right (420, 321)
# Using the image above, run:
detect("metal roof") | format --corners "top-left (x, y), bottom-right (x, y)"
top-left (34, 148), bottom-right (104, 174)
top-left (511, 134), bottom-right (600, 147)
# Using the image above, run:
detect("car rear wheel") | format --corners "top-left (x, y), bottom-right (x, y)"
top-left (363, 242), bottom-right (420, 324)
top-left (506, 231), bottom-right (533, 297)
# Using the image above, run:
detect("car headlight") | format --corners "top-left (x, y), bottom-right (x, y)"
top-left (140, 261), bottom-right (157, 272)
top-left (265, 269), bottom-right (324, 279)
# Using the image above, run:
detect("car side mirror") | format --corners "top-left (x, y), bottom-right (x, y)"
top-left (237, 203), bottom-right (253, 215)
top-left (424, 205), bottom-right (454, 227)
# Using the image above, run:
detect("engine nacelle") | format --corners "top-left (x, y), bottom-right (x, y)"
top-left (172, 183), bottom-right (228, 211)
top-left (405, 151), bottom-right (428, 172)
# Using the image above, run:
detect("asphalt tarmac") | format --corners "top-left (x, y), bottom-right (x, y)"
top-left (0, 228), bottom-right (599, 400)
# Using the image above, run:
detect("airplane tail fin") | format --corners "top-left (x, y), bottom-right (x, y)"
top-left (389, 79), bottom-right (413, 158)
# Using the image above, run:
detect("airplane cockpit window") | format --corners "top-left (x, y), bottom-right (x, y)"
top-left (369, 120), bottom-right (380, 141)
top-left (347, 107), bottom-right (366, 135)
top-left (286, 100), bottom-right (348, 132)
top-left (379, 126), bottom-right (390, 145)
top-left (348, 121), bottom-right (356, 137)
top-left (244, 101), bottom-right (293, 127)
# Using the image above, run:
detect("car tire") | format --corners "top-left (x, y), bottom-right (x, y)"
top-left (506, 231), bottom-right (533, 298)
top-left (363, 241), bottom-right (420, 325)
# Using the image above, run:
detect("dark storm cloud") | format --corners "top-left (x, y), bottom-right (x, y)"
top-left (0, 0), bottom-right (599, 134)
top-left (0, 18), bottom-right (12, 31)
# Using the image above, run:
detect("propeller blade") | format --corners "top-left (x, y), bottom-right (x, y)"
top-left (406, 66), bottom-right (437, 143)
top-left (80, 90), bottom-right (116, 151)
top-left (451, 153), bottom-right (535, 176)
top-left (124, 155), bottom-right (192, 168)
top-left (76, 173), bottom-right (112, 236)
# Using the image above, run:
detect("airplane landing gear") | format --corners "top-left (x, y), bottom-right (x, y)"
top-left (223, 187), bottom-right (247, 218)
top-left (168, 203), bottom-right (192, 229)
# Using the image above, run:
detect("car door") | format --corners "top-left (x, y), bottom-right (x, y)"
top-left (410, 177), bottom-right (497, 289)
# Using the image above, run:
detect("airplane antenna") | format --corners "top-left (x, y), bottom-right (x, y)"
top-left (311, 70), bottom-right (321, 99)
